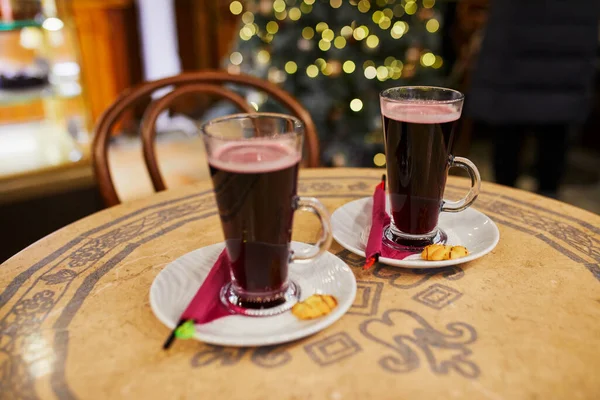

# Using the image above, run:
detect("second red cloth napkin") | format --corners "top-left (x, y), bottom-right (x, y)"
top-left (364, 175), bottom-right (416, 269)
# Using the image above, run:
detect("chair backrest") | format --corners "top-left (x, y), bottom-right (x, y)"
top-left (93, 70), bottom-right (320, 207)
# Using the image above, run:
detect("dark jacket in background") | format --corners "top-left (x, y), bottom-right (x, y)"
top-left (467, 0), bottom-right (600, 125)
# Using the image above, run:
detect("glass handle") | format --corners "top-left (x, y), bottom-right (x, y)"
top-left (289, 196), bottom-right (333, 263)
top-left (441, 156), bottom-right (481, 213)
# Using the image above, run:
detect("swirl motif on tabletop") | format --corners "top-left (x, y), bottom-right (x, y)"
top-left (251, 346), bottom-right (293, 368)
top-left (190, 345), bottom-right (249, 368)
top-left (359, 309), bottom-right (480, 378)
top-left (373, 265), bottom-right (465, 289)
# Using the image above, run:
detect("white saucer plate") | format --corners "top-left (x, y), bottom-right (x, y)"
top-left (150, 242), bottom-right (356, 347)
top-left (331, 197), bottom-right (499, 269)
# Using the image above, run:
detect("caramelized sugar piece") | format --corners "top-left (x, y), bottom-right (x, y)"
top-left (292, 294), bottom-right (338, 320)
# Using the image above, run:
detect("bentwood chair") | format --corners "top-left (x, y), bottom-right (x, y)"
top-left (92, 70), bottom-right (320, 207)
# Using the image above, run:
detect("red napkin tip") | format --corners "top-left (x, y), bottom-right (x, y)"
top-left (363, 256), bottom-right (377, 270)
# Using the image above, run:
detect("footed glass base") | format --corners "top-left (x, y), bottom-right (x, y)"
top-left (220, 281), bottom-right (300, 317)
top-left (383, 224), bottom-right (447, 251)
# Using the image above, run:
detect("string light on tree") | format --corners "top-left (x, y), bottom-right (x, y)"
top-left (357, 0), bottom-right (370, 13)
top-left (426, 19), bottom-right (439, 33)
top-left (393, 4), bottom-right (404, 17)
top-left (266, 21), bottom-right (279, 34)
top-left (334, 36), bottom-right (347, 49)
top-left (330, 0), bottom-right (342, 8)
top-left (366, 34), bottom-right (380, 49)
top-left (405, 1), bottom-right (417, 15)
top-left (350, 98), bottom-right (363, 112)
top-left (364, 65), bottom-right (377, 79)
top-left (285, 61), bottom-right (298, 74)
top-left (420, 52), bottom-right (435, 67)
top-left (302, 26), bottom-right (315, 39)
top-left (242, 11), bottom-right (254, 24)
top-left (257, 49), bottom-right (270, 64)
top-left (273, 0), bottom-right (286, 12)
top-left (289, 7), bottom-right (301, 20)
top-left (340, 26), bottom-right (353, 37)
top-left (376, 66), bottom-right (388, 80)
top-left (229, 52), bottom-right (243, 65)
top-left (306, 64), bottom-right (319, 78)
top-left (343, 60), bottom-right (356, 73)
top-left (229, 1), bottom-right (243, 15)
top-left (300, 2), bottom-right (312, 13)
top-left (322, 29), bottom-right (335, 42)
top-left (318, 40), bottom-right (331, 51)
top-left (316, 22), bottom-right (328, 33)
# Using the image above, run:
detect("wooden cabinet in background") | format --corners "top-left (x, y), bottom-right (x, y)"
top-left (67, 0), bottom-right (142, 124)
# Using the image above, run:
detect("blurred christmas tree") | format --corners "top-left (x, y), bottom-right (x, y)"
top-left (224, 0), bottom-right (445, 167)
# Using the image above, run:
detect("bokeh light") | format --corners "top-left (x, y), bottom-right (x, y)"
top-left (306, 64), bottom-right (319, 77)
top-left (319, 40), bottom-right (331, 51)
top-left (334, 36), bottom-right (347, 49)
top-left (229, 52), bottom-right (243, 65)
top-left (343, 60), bottom-right (356, 73)
top-left (426, 19), bottom-right (439, 33)
top-left (241, 11), bottom-right (254, 24)
top-left (273, 0), bottom-right (286, 12)
top-left (350, 98), bottom-right (363, 112)
top-left (421, 52), bottom-right (436, 67)
top-left (341, 26), bottom-right (353, 37)
top-left (322, 28), bottom-right (335, 41)
top-left (376, 66), bottom-right (388, 80)
top-left (373, 153), bottom-right (386, 167)
top-left (285, 61), bottom-right (298, 74)
top-left (229, 1), bottom-right (243, 15)
top-left (316, 22), bottom-right (329, 33)
top-left (266, 21), bottom-right (279, 34)
top-left (364, 66), bottom-right (377, 79)
top-left (393, 4), bottom-right (404, 17)
top-left (302, 26), bottom-right (315, 39)
top-left (289, 7), bottom-right (301, 20)
top-left (366, 35), bottom-right (380, 48)
top-left (257, 49), bottom-right (270, 64)
top-left (405, 1), bottom-right (417, 15)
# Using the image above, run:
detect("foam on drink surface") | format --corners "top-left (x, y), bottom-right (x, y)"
top-left (382, 102), bottom-right (461, 123)
top-left (209, 140), bottom-right (300, 173)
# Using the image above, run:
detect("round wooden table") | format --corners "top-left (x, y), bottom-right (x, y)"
top-left (1, 168), bottom-right (599, 399)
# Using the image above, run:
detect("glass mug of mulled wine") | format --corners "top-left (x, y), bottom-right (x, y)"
top-left (201, 113), bottom-right (332, 316)
top-left (380, 86), bottom-right (481, 250)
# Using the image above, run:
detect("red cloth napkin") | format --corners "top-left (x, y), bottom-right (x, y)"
top-left (364, 175), bottom-right (416, 270)
top-left (163, 249), bottom-right (231, 349)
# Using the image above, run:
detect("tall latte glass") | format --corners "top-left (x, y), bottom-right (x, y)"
top-left (201, 113), bottom-right (332, 316)
top-left (380, 87), bottom-right (481, 250)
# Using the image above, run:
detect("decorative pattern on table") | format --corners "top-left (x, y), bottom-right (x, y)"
top-left (0, 174), bottom-right (598, 399)
top-left (190, 345), bottom-right (293, 369)
top-left (359, 309), bottom-right (480, 378)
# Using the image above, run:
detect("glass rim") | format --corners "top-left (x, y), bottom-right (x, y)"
top-left (380, 86), bottom-right (465, 105)
top-left (201, 112), bottom-right (304, 141)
